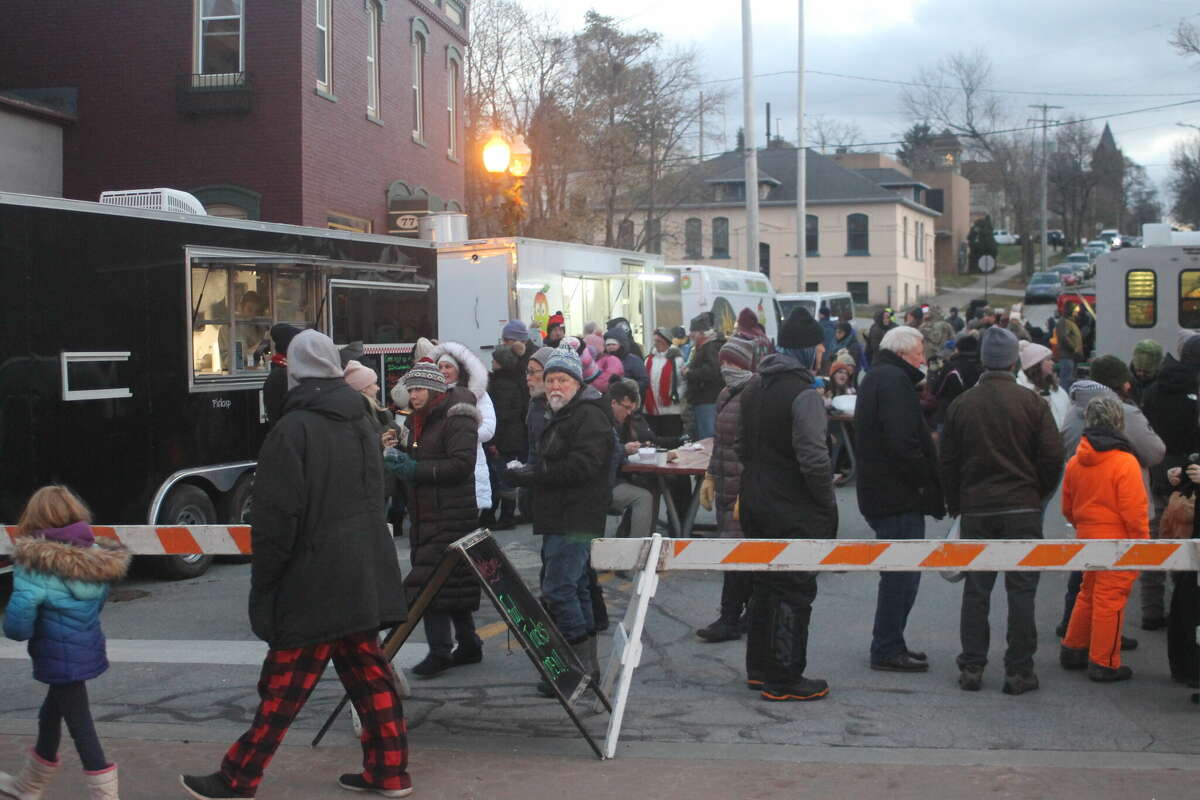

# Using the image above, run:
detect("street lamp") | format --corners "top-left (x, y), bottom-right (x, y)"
top-left (481, 131), bottom-right (533, 235)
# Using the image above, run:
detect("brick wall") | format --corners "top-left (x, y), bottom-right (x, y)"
top-left (0, 0), bottom-right (465, 230)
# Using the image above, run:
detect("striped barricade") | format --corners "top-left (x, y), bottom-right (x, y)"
top-left (590, 535), bottom-right (1200, 759)
top-left (1, 525), bottom-right (252, 557)
top-left (590, 537), bottom-right (1200, 573)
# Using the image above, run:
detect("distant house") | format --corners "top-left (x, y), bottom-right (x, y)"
top-left (0, 89), bottom-right (74, 197)
top-left (963, 160), bottom-right (1009, 232)
top-left (606, 146), bottom-right (940, 308)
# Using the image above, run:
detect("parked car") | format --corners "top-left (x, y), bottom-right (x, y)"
top-left (994, 229), bottom-right (1020, 246)
top-left (1048, 265), bottom-right (1081, 286)
top-left (1047, 229), bottom-right (1065, 248)
top-left (1099, 229), bottom-right (1122, 249)
top-left (1085, 240), bottom-right (1111, 260)
top-left (1024, 271), bottom-right (1064, 304)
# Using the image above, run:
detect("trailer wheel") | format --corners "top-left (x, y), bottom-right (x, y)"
top-left (222, 472), bottom-right (255, 563)
top-left (155, 485), bottom-right (216, 580)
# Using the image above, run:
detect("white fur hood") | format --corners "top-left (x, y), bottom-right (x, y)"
top-left (430, 341), bottom-right (489, 401)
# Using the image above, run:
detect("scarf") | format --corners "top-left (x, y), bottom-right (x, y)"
top-left (720, 365), bottom-right (753, 388)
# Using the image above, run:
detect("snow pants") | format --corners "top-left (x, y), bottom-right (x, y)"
top-left (1062, 570), bottom-right (1138, 669)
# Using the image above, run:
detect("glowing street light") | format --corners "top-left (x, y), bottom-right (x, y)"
top-left (508, 135), bottom-right (532, 178)
top-left (482, 131), bottom-right (512, 174)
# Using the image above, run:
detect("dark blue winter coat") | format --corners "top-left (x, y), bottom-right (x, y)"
top-left (3, 535), bottom-right (130, 685)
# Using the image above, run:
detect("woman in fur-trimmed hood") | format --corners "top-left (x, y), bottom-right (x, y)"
top-left (430, 340), bottom-right (496, 514)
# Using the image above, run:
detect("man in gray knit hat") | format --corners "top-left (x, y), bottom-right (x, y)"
top-left (940, 325), bottom-right (1064, 695)
top-left (506, 347), bottom-right (613, 688)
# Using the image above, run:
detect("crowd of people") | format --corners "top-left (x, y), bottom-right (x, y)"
top-left (1, 300), bottom-right (1197, 798)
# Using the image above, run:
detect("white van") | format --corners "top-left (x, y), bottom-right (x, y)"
top-left (776, 292), bottom-right (856, 325)
top-left (655, 265), bottom-right (781, 342)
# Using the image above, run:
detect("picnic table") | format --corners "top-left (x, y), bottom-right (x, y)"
top-left (621, 438), bottom-right (712, 538)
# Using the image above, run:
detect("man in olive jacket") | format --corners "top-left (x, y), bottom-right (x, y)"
top-left (181, 330), bottom-right (411, 800)
top-left (507, 348), bottom-right (613, 677)
top-left (940, 325), bottom-right (1063, 698)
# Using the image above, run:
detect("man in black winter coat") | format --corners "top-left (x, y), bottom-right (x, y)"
top-left (854, 326), bottom-right (944, 674)
top-left (182, 330), bottom-right (411, 799)
top-left (685, 312), bottom-right (725, 439)
top-left (507, 348), bottom-right (613, 676)
top-left (262, 323), bottom-right (302, 426)
top-left (738, 307), bottom-right (834, 703)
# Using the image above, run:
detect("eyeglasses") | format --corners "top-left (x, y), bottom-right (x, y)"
top-left (526, 367), bottom-right (544, 376)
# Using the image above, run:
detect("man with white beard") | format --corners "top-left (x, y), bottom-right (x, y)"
top-left (506, 347), bottom-right (614, 680)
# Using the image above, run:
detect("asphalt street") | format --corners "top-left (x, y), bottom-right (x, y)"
top-left (0, 481), bottom-right (1195, 800)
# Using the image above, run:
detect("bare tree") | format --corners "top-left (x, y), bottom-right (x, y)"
top-left (1171, 19), bottom-right (1200, 58)
top-left (1048, 117), bottom-right (1100, 249)
top-left (805, 114), bottom-right (864, 154)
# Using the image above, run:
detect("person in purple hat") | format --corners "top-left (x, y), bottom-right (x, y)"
top-left (1, 485), bottom-right (130, 800)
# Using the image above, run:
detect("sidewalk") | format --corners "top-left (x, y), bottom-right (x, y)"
top-left (3, 730), bottom-right (1197, 800)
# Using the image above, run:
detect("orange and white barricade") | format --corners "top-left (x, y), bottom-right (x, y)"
top-left (1, 525), bottom-right (252, 558)
top-left (590, 535), bottom-right (1200, 759)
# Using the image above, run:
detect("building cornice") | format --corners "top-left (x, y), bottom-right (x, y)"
top-left (408, 0), bottom-right (469, 45)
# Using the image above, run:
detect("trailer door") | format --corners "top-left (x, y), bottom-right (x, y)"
top-left (437, 252), bottom-right (510, 358)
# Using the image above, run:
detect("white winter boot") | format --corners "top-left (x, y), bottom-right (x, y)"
top-left (84, 764), bottom-right (119, 800)
top-left (0, 749), bottom-right (59, 800)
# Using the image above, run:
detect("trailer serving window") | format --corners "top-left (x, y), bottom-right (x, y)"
top-left (329, 280), bottom-right (430, 345)
top-left (1181, 270), bottom-right (1200, 329)
top-left (1125, 270), bottom-right (1156, 328)
top-left (189, 255), bottom-right (313, 387)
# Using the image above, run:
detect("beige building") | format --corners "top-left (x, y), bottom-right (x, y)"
top-left (616, 147), bottom-right (941, 307)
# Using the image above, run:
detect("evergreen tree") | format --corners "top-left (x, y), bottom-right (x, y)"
top-left (967, 215), bottom-right (998, 271)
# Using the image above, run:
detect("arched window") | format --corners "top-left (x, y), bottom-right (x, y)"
top-left (617, 219), bottom-right (635, 250)
top-left (192, 185), bottom-right (262, 220)
top-left (847, 213), bottom-right (869, 256)
top-left (446, 46), bottom-right (462, 158)
top-left (411, 20), bottom-right (429, 141)
top-left (366, 1), bottom-right (381, 119)
top-left (712, 217), bottom-right (729, 258)
top-left (685, 218), bottom-right (702, 259)
top-left (759, 242), bottom-right (771, 277)
top-left (315, 0), bottom-right (332, 92)
top-left (806, 214), bottom-right (819, 257)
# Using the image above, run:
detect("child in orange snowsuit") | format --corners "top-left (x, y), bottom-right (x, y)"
top-left (1060, 396), bottom-right (1149, 681)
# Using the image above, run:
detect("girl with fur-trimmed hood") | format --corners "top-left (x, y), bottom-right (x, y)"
top-left (1, 485), bottom-right (130, 800)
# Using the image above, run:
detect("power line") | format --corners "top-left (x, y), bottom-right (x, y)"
top-left (699, 67), bottom-right (1200, 99)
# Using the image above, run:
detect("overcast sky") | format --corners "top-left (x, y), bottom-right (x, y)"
top-left (524, 0), bottom-right (1200, 211)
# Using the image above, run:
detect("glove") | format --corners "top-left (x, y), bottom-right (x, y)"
top-left (698, 474), bottom-right (716, 511)
top-left (505, 465), bottom-right (536, 487)
top-left (383, 450), bottom-right (417, 481)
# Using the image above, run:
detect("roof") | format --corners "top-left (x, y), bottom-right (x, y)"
top-left (855, 167), bottom-right (930, 190)
top-left (0, 89), bottom-right (77, 125)
top-left (635, 147), bottom-right (939, 215)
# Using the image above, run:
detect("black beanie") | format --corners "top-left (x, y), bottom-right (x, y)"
top-left (270, 323), bottom-right (303, 356)
top-left (779, 307), bottom-right (824, 349)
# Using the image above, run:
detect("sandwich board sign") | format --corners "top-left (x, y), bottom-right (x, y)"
top-left (312, 529), bottom-right (611, 759)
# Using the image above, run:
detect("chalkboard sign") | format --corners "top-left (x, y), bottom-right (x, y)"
top-left (453, 530), bottom-right (588, 702)
top-left (312, 529), bottom-right (610, 759)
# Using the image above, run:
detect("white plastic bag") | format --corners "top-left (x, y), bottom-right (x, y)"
top-left (940, 519), bottom-right (965, 583)
top-left (830, 394), bottom-right (857, 416)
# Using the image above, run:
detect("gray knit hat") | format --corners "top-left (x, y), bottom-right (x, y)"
top-left (543, 347), bottom-right (583, 383)
top-left (530, 346), bottom-right (557, 367)
top-left (980, 325), bottom-right (1019, 370)
top-left (1085, 395), bottom-right (1125, 432)
top-left (402, 362), bottom-right (447, 393)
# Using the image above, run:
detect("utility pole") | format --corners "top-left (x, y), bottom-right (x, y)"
top-left (1030, 103), bottom-right (1061, 274)
top-left (795, 0), bottom-right (806, 292)
top-left (741, 0), bottom-right (760, 273)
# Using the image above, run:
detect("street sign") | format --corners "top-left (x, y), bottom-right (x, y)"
top-left (978, 254), bottom-right (997, 274)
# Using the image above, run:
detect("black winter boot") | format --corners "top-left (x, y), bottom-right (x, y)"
top-left (744, 591), bottom-right (770, 689)
top-left (758, 577), bottom-right (827, 702)
top-left (696, 616), bottom-right (742, 643)
top-left (492, 497), bottom-right (518, 530)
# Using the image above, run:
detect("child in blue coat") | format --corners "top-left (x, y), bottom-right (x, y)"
top-left (0, 486), bottom-right (129, 800)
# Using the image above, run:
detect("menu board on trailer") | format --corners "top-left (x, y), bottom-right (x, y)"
top-left (359, 343), bottom-right (416, 408)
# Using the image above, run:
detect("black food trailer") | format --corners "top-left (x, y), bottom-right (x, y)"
top-left (0, 192), bottom-right (438, 578)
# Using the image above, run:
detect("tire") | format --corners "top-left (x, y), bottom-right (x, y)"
top-left (221, 472), bottom-right (255, 564)
top-left (154, 484), bottom-right (217, 580)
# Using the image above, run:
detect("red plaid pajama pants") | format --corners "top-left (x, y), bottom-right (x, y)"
top-left (220, 630), bottom-right (409, 794)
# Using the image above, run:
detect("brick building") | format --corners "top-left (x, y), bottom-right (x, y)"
top-left (0, 0), bottom-right (467, 232)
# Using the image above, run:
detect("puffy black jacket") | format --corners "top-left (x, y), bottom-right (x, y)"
top-left (854, 349), bottom-right (944, 519)
top-left (488, 363), bottom-right (529, 457)
top-left (710, 383), bottom-right (747, 537)
top-left (934, 351), bottom-right (981, 423)
top-left (737, 354), bottom-right (836, 538)
top-left (526, 386), bottom-right (613, 536)
top-left (403, 386), bottom-right (482, 613)
top-left (262, 362), bottom-right (288, 425)
top-left (686, 337), bottom-right (725, 405)
top-left (1142, 354), bottom-right (1200, 493)
top-left (248, 378), bottom-right (406, 649)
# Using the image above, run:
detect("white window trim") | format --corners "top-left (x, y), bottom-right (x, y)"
top-left (446, 47), bottom-right (462, 158)
top-left (61, 352), bottom-right (132, 401)
top-left (412, 31), bottom-right (426, 141)
top-left (367, 2), bottom-right (381, 118)
top-left (195, 0), bottom-right (245, 76)
top-left (316, 0), bottom-right (332, 92)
